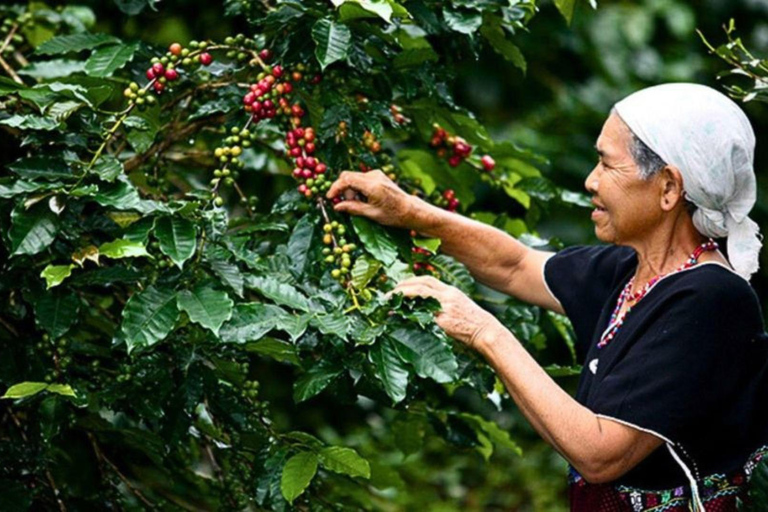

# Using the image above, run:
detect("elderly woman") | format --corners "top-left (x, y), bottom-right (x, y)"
top-left (326, 84), bottom-right (768, 511)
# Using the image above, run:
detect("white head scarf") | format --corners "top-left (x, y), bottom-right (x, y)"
top-left (614, 83), bottom-right (762, 282)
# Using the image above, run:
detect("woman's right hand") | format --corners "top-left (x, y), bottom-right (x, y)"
top-left (325, 170), bottom-right (420, 229)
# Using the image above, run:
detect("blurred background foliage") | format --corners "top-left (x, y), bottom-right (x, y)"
top-left (5, 0), bottom-right (768, 510)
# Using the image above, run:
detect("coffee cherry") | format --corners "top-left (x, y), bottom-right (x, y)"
top-left (169, 43), bottom-right (182, 56)
top-left (481, 155), bottom-right (495, 171)
top-left (259, 49), bottom-right (272, 61)
top-left (165, 68), bottom-right (179, 81)
top-left (199, 52), bottom-right (213, 66)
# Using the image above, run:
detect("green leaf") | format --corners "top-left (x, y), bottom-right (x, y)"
top-left (369, 338), bottom-right (409, 403)
top-left (35, 33), bottom-right (120, 55)
top-left (413, 237), bottom-right (441, 253)
top-left (0, 114), bottom-right (60, 131)
top-left (334, 0), bottom-right (393, 23)
top-left (99, 239), bottom-right (150, 259)
top-left (388, 326), bottom-right (458, 383)
top-left (41, 264), bottom-right (75, 289)
top-left (2, 382), bottom-right (48, 399)
top-left (246, 337), bottom-right (300, 365)
top-left (431, 255), bottom-right (474, 294)
top-left (312, 18), bottom-right (352, 70)
top-left (45, 384), bottom-right (76, 397)
top-left (443, 7), bottom-right (483, 35)
top-left (287, 214), bottom-right (315, 278)
top-left (245, 276), bottom-right (311, 312)
top-left (280, 451), bottom-right (318, 504)
top-left (554, 0), bottom-right (576, 24)
top-left (9, 203), bottom-right (59, 256)
top-left (155, 216), bottom-right (197, 269)
top-left (18, 60), bottom-right (87, 79)
top-left (177, 285), bottom-right (234, 336)
top-left (459, 413), bottom-right (523, 458)
top-left (84, 42), bottom-right (139, 77)
top-left (543, 364), bottom-right (583, 377)
top-left (481, 16), bottom-right (526, 73)
top-left (319, 446), bottom-right (371, 479)
top-left (220, 303), bottom-right (287, 343)
top-left (351, 255), bottom-right (382, 290)
top-left (310, 312), bottom-right (351, 341)
top-left (393, 47), bottom-right (439, 69)
top-left (293, 361), bottom-right (343, 402)
top-left (33, 291), bottom-right (80, 338)
top-left (120, 286), bottom-right (179, 353)
top-left (92, 155), bottom-right (123, 182)
top-left (8, 156), bottom-right (73, 181)
top-left (351, 217), bottom-right (398, 266)
top-left (205, 248), bottom-right (244, 297)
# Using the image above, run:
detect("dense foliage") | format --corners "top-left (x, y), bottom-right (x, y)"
top-left (0, 1), bottom-right (588, 509)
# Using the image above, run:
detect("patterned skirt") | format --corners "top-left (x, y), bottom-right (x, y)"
top-left (568, 446), bottom-right (768, 512)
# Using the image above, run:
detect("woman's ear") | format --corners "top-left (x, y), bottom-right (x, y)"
top-left (659, 165), bottom-right (685, 212)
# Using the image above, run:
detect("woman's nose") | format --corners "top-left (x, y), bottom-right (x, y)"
top-left (584, 166), bottom-right (599, 194)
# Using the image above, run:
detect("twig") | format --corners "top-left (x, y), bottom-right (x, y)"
top-left (0, 53), bottom-right (23, 85)
top-left (88, 434), bottom-right (156, 509)
top-left (0, 315), bottom-right (19, 336)
top-left (0, 23), bottom-right (18, 54)
top-left (8, 409), bottom-right (66, 511)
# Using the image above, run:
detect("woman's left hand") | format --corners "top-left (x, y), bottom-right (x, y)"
top-left (389, 276), bottom-right (502, 349)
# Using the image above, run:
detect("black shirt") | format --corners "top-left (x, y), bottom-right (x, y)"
top-left (544, 244), bottom-right (768, 490)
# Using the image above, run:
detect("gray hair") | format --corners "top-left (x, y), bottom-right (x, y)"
top-left (610, 107), bottom-right (696, 215)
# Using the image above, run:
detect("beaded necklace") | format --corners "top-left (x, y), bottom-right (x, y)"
top-left (597, 239), bottom-right (719, 349)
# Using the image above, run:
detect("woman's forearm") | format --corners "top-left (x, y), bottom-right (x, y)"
top-left (474, 324), bottom-right (613, 477)
top-left (408, 198), bottom-right (529, 289)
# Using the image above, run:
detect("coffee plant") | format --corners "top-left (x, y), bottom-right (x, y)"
top-left (0, 1), bottom-right (589, 509)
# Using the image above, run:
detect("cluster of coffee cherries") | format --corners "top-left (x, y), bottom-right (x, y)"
top-left (390, 104), bottom-right (408, 124)
top-left (361, 130), bottom-right (382, 154)
top-left (122, 82), bottom-right (156, 110)
top-left (430, 188), bottom-right (460, 212)
top-left (286, 127), bottom-right (332, 199)
top-left (321, 222), bottom-right (357, 281)
top-left (34, 334), bottom-right (71, 382)
top-left (241, 64), bottom-right (299, 123)
top-left (144, 42), bottom-right (213, 95)
top-left (411, 246), bottom-right (437, 275)
top-left (430, 124), bottom-right (496, 171)
top-left (336, 120), bottom-right (349, 141)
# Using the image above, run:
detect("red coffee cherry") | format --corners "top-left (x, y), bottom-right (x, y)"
top-left (199, 52), bottom-right (213, 66)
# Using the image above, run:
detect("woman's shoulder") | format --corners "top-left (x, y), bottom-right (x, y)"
top-left (662, 263), bottom-right (765, 331)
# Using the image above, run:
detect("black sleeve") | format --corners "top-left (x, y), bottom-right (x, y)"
top-left (543, 245), bottom-right (635, 363)
top-left (589, 272), bottom-right (764, 444)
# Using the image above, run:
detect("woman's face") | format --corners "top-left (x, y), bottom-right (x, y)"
top-left (584, 114), bottom-right (664, 245)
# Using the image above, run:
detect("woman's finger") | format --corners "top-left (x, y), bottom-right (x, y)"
top-left (325, 171), bottom-right (372, 199)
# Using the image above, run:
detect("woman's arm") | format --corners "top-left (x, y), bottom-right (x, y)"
top-left (475, 321), bottom-right (664, 483)
top-left (326, 170), bottom-right (564, 313)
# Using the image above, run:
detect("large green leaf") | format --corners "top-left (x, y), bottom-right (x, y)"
top-left (293, 361), bottom-right (343, 403)
top-left (351, 217), bottom-right (398, 266)
top-left (177, 285), bottom-right (234, 336)
top-left (245, 276), bottom-right (311, 312)
top-left (155, 216), bottom-right (197, 269)
top-left (246, 337), bottom-right (300, 365)
top-left (0, 115), bottom-right (60, 131)
top-left (287, 214), bottom-right (315, 278)
top-left (554, 0), bottom-right (576, 24)
top-left (120, 286), bottom-right (179, 352)
top-left (480, 16), bottom-right (526, 73)
top-left (350, 255), bottom-right (382, 290)
top-left (319, 447), bottom-right (371, 478)
top-left (443, 7), bottom-right (483, 35)
top-left (280, 451), bottom-right (318, 504)
top-left (219, 303), bottom-right (287, 343)
top-left (33, 291), bottom-right (80, 338)
top-left (99, 239), bottom-right (150, 259)
top-left (9, 203), bottom-right (59, 256)
top-left (1, 382), bottom-right (48, 399)
top-left (8, 156), bottom-right (73, 181)
top-left (387, 326), bottom-right (458, 383)
top-left (312, 18), bottom-right (352, 70)
top-left (431, 255), bottom-right (474, 295)
top-left (84, 42), bottom-right (139, 77)
top-left (40, 264), bottom-right (75, 289)
top-left (205, 248), bottom-right (244, 297)
top-left (35, 33), bottom-right (120, 55)
top-left (369, 337), bottom-right (409, 403)
top-left (19, 60), bottom-right (87, 79)
top-left (92, 155), bottom-right (123, 182)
